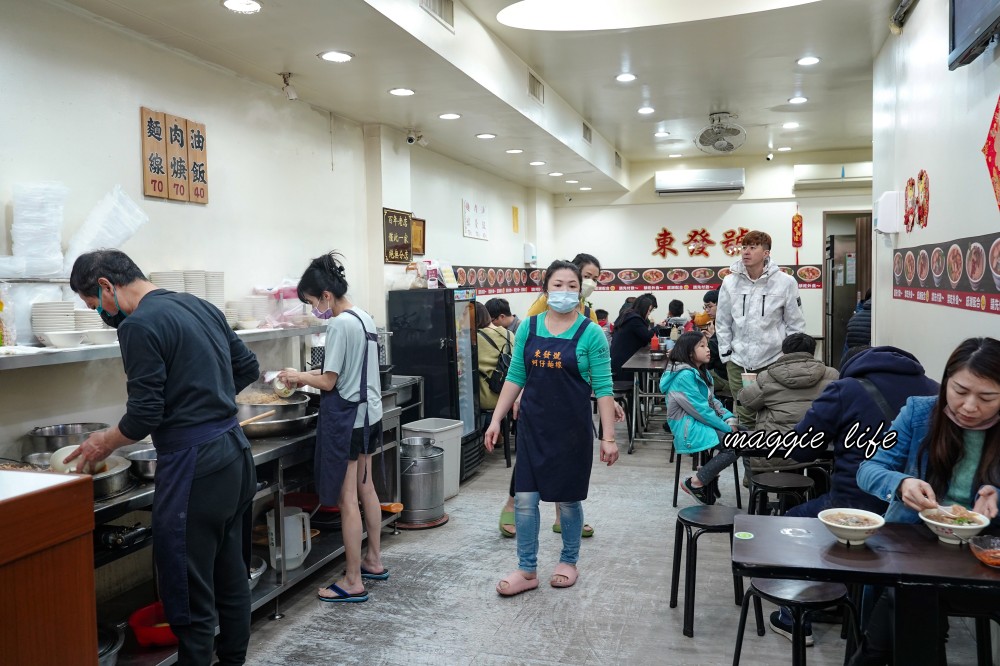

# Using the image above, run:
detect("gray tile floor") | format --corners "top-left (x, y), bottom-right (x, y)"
top-left (244, 422), bottom-right (982, 665)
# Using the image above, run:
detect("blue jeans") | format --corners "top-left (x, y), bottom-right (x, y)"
top-left (514, 492), bottom-right (583, 573)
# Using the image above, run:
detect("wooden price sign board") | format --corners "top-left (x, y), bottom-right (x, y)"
top-left (383, 208), bottom-right (413, 264)
top-left (140, 107), bottom-right (209, 204)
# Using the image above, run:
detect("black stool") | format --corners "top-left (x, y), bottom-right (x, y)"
top-left (733, 578), bottom-right (859, 666)
top-left (669, 505), bottom-right (745, 638)
top-left (748, 472), bottom-right (814, 515)
top-left (673, 449), bottom-right (742, 509)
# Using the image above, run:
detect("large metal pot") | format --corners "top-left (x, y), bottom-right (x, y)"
top-left (242, 409), bottom-right (318, 439)
top-left (126, 448), bottom-right (157, 481)
top-left (92, 456), bottom-right (132, 500)
top-left (98, 622), bottom-right (126, 666)
top-left (236, 392), bottom-right (308, 422)
top-left (399, 438), bottom-right (445, 525)
top-left (26, 422), bottom-right (110, 454)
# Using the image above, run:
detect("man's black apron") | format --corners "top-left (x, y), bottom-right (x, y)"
top-left (150, 416), bottom-right (242, 625)
top-left (315, 309), bottom-right (378, 507)
top-left (515, 314), bottom-right (595, 502)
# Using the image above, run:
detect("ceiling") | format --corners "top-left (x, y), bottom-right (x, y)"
top-left (60, 0), bottom-right (896, 193)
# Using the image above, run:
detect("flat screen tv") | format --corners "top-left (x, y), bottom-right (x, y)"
top-left (949, 0), bottom-right (1000, 70)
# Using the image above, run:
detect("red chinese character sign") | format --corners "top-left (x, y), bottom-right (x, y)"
top-left (652, 228), bottom-right (678, 258)
top-left (983, 92), bottom-right (1000, 213)
top-left (683, 228), bottom-right (715, 258)
top-left (721, 227), bottom-right (748, 257)
top-left (792, 209), bottom-right (803, 264)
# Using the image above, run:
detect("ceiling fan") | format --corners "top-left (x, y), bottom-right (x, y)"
top-left (695, 112), bottom-right (747, 155)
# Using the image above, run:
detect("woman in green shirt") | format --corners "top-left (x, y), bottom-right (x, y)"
top-left (485, 260), bottom-right (619, 596)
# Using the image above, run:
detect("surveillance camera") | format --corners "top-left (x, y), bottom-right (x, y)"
top-left (406, 131), bottom-right (417, 145)
top-left (564, 194), bottom-right (573, 202)
top-left (766, 152), bottom-right (774, 161)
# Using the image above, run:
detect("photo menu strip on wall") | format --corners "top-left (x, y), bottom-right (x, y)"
top-left (892, 231), bottom-right (1000, 315)
top-left (454, 264), bottom-right (822, 296)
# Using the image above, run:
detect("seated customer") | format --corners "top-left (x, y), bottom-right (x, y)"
top-left (738, 333), bottom-right (838, 478)
top-left (610, 294), bottom-right (659, 382)
top-left (661, 299), bottom-right (688, 339)
top-left (766, 345), bottom-right (939, 644)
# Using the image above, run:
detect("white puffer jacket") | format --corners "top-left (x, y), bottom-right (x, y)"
top-left (715, 259), bottom-right (806, 371)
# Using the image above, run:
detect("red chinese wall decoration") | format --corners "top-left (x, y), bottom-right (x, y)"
top-left (652, 227), bottom-right (679, 258)
top-left (684, 228), bottom-right (715, 257)
top-left (721, 227), bottom-right (748, 257)
top-left (983, 92), bottom-right (1000, 213)
top-left (792, 208), bottom-right (803, 264)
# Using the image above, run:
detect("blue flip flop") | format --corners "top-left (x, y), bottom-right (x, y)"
top-left (318, 583), bottom-right (368, 603)
top-left (360, 566), bottom-right (390, 581)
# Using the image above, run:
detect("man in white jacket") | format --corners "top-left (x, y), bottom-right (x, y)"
top-left (715, 230), bottom-right (806, 427)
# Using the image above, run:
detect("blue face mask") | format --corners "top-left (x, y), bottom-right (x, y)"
top-left (547, 291), bottom-right (580, 314)
top-left (96, 286), bottom-right (127, 329)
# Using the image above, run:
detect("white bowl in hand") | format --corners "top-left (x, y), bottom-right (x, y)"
top-left (818, 508), bottom-right (885, 546)
top-left (919, 507), bottom-right (988, 544)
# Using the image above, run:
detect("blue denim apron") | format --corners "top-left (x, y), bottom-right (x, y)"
top-left (315, 309), bottom-right (378, 506)
top-left (150, 415), bottom-right (242, 625)
top-left (515, 314), bottom-right (595, 502)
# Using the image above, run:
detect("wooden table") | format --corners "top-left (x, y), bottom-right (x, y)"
top-left (731, 515), bottom-right (1000, 665)
top-left (621, 347), bottom-right (670, 453)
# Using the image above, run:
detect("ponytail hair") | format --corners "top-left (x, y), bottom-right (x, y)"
top-left (298, 251), bottom-right (349, 302)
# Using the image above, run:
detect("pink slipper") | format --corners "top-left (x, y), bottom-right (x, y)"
top-left (550, 563), bottom-right (578, 588)
top-left (496, 571), bottom-right (539, 597)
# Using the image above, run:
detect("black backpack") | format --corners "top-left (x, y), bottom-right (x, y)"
top-left (477, 328), bottom-right (513, 394)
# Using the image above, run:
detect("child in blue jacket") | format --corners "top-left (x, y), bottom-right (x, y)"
top-left (660, 332), bottom-right (738, 504)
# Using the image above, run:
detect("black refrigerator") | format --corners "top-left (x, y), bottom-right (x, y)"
top-left (387, 288), bottom-right (484, 480)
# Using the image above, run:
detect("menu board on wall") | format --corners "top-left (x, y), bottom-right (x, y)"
top-left (140, 107), bottom-right (208, 204)
top-left (892, 232), bottom-right (1000, 315)
top-left (383, 207), bottom-right (413, 264)
top-left (450, 263), bottom-right (822, 296)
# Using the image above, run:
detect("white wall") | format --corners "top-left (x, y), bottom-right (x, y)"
top-left (0, 0), bottom-right (367, 457)
top-left (872, 0), bottom-right (1000, 378)
top-left (554, 190), bottom-right (869, 334)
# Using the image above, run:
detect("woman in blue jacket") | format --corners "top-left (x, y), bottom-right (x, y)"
top-left (660, 331), bottom-right (737, 505)
top-left (851, 337), bottom-right (1000, 665)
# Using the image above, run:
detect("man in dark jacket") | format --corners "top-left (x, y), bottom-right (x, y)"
top-left (767, 345), bottom-right (938, 643)
top-left (842, 289), bottom-right (872, 361)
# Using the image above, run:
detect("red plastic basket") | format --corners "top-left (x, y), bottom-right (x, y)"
top-left (129, 601), bottom-right (178, 647)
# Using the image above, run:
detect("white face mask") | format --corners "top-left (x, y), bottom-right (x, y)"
top-left (581, 278), bottom-right (597, 299)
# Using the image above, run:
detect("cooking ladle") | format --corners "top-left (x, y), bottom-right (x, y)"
top-left (239, 410), bottom-right (277, 427)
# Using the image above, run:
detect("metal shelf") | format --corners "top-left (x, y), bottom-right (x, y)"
top-left (0, 325), bottom-right (326, 372)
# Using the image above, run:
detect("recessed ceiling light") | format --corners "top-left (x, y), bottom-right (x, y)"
top-left (529, 161), bottom-right (546, 166)
top-left (318, 50), bottom-right (353, 63)
top-left (616, 73), bottom-right (636, 83)
top-left (797, 56), bottom-right (820, 66)
top-left (777, 146), bottom-right (792, 152)
top-left (388, 88), bottom-right (415, 96)
top-left (669, 154), bottom-right (683, 158)
top-left (782, 121), bottom-right (800, 129)
top-left (788, 96), bottom-right (808, 104)
top-left (506, 149), bottom-right (523, 154)
top-left (438, 113), bottom-right (461, 120)
top-left (475, 133), bottom-right (497, 139)
top-left (548, 172), bottom-right (563, 177)
top-left (565, 179), bottom-right (579, 184)
top-left (222, 0), bottom-right (261, 14)
top-left (579, 187), bottom-right (592, 191)
top-left (638, 106), bottom-right (655, 115)
top-left (654, 131), bottom-right (670, 138)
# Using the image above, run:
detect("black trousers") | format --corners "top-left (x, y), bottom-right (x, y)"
top-left (848, 588), bottom-right (949, 666)
top-left (171, 448), bottom-right (256, 665)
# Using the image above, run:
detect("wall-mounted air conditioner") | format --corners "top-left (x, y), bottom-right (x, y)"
top-left (793, 162), bottom-right (873, 191)
top-left (654, 168), bottom-right (745, 196)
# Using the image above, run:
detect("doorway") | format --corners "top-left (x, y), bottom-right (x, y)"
top-left (822, 210), bottom-right (872, 370)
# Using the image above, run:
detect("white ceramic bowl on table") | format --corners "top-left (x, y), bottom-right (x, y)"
top-left (83, 329), bottom-right (118, 345)
top-left (918, 507), bottom-right (988, 544)
top-left (817, 508), bottom-right (885, 546)
top-left (39, 330), bottom-right (85, 348)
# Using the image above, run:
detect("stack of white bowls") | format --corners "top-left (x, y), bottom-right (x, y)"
top-left (31, 302), bottom-right (74, 342)
top-left (149, 271), bottom-right (185, 292)
top-left (183, 270), bottom-right (207, 298)
top-left (74, 309), bottom-right (104, 331)
top-left (205, 272), bottom-right (225, 310)
top-left (234, 295), bottom-right (271, 328)
top-left (224, 302), bottom-right (240, 328)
